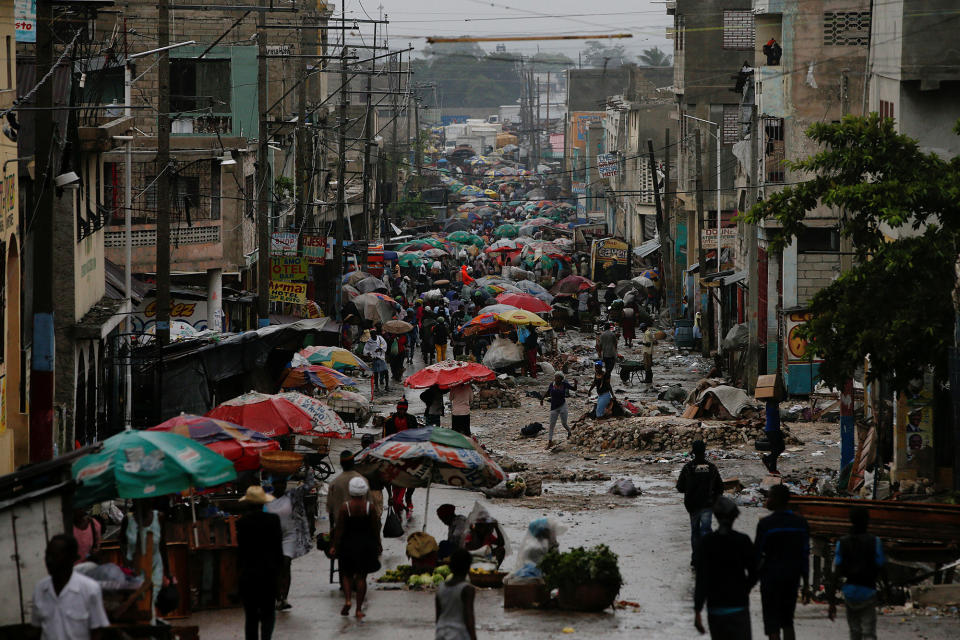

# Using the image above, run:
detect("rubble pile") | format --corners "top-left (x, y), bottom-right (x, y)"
top-left (471, 382), bottom-right (522, 409)
top-left (570, 416), bottom-right (801, 453)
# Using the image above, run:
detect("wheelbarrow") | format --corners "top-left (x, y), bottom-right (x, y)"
top-left (618, 360), bottom-right (645, 385)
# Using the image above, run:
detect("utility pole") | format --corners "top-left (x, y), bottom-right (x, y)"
top-left (256, 2), bottom-right (270, 328)
top-left (695, 128), bottom-right (710, 356)
top-left (390, 53), bottom-right (399, 218)
top-left (156, 0), bottom-right (171, 346)
top-left (294, 17), bottom-right (310, 229)
top-left (30, 0), bottom-right (55, 460)
top-left (361, 71), bottom-right (373, 239)
top-left (332, 31), bottom-right (349, 321)
top-left (414, 95), bottom-right (422, 187)
top-left (647, 138), bottom-right (670, 321)
top-left (664, 128), bottom-right (676, 318)
top-left (746, 106), bottom-right (760, 391)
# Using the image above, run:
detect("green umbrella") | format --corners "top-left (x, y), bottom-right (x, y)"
top-left (398, 253), bottom-right (423, 268)
top-left (447, 231), bottom-right (475, 244)
top-left (494, 223), bottom-right (519, 238)
top-left (72, 430), bottom-right (238, 507)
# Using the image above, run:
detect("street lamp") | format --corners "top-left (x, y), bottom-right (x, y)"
top-left (682, 114), bottom-right (721, 274)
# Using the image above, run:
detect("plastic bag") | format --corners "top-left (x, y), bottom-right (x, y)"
top-left (383, 506), bottom-right (404, 538)
top-left (503, 517), bottom-right (566, 585)
top-left (483, 336), bottom-right (524, 369)
top-left (608, 478), bottom-right (641, 497)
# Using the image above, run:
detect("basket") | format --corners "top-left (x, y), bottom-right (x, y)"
top-left (469, 570), bottom-right (506, 589)
top-left (259, 450), bottom-right (303, 475)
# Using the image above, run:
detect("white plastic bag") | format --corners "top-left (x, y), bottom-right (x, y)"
top-left (483, 336), bottom-right (524, 369)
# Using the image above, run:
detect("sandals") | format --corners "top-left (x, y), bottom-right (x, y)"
top-left (341, 603), bottom-right (351, 616)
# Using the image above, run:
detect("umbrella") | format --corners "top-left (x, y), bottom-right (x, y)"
top-left (494, 224), bottom-right (519, 238)
top-left (551, 275), bottom-right (596, 295)
top-left (631, 276), bottom-right (655, 289)
top-left (496, 309), bottom-right (549, 327)
top-left (343, 271), bottom-right (372, 286)
top-left (72, 430), bottom-right (238, 508)
top-left (383, 319), bottom-right (414, 334)
top-left (298, 346), bottom-right (371, 371)
top-left (443, 219), bottom-right (471, 232)
top-left (354, 292), bottom-right (398, 323)
top-left (206, 391), bottom-right (350, 439)
top-left (638, 269), bottom-right (660, 281)
top-left (485, 239), bottom-right (518, 253)
top-left (523, 217), bottom-right (553, 227)
top-left (495, 292), bottom-right (553, 314)
top-left (342, 284), bottom-right (361, 299)
top-left (142, 320), bottom-right (197, 344)
top-left (478, 303), bottom-right (520, 315)
top-left (423, 248), bottom-right (448, 258)
top-left (356, 276), bottom-right (388, 293)
top-left (147, 414), bottom-right (280, 472)
top-left (397, 253), bottom-right (423, 268)
top-left (353, 427), bottom-right (507, 529)
top-left (462, 312), bottom-right (502, 336)
top-left (513, 279), bottom-right (551, 298)
top-left (404, 360), bottom-right (495, 390)
top-left (447, 231), bottom-right (477, 244)
top-left (280, 364), bottom-right (356, 391)
top-left (457, 203), bottom-right (476, 212)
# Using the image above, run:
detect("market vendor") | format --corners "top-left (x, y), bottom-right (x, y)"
top-left (436, 504), bottom-right (469, 560)
top-left (463, 507), bottom-right (507, 568)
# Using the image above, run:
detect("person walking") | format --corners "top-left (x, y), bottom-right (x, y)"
top-left (330, 477), bottom-right (382, 619)
top-left (421, 315), bottom-right (436, 365)
top-left (364, 329), bottom-right (389, 391)
top-left (388, 332), bottom-right (408, 383)
top-left (597, 323), bottom-right (619, 377)
top-left (622, 305), bottom-right (636, 348)
top-left (32, 534), bottom-right (110, 640)
top-left (435, 549), bottom-right (477, 640)
top-left (541, 373), bottom-right (577, 448)
top-left (828, 507), bottom-right (885, 640)
top-left (422, 385), bottom-right (445, 427)
top-left (693, 497), bottom-right (758, 639)
top-left (327, 451), bottom-right (364, 526)
top-left (755, 485), bottom-right (810, 640)
top-left (449, 383), bottom-right (473, 436)
top-left (265, 471), bottom-right (318, 611)
top-left (433, 318), bottom-right (450, 362)
top-left (762, 398), bottom-right (786, 475)
top-left (676, 440), bottom-right (724, 565)
top-left (237, 486), bottom-right (284, 640)
top-left (521, 327), bottom-right (539, 378)
top-left (640, 323), bottom-right (656, 390)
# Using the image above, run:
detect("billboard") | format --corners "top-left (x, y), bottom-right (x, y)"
top-left (597, 153), bottom-right (619, 178)
top-left (269, 281), bottom-right (308, 304)
top-left (568, 111), bottom-right (605, 153)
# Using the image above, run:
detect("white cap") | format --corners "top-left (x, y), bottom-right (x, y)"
top-left (348, 476), bottom-right (369, 497)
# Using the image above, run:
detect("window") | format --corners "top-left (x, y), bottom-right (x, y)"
top-left (143, 174), bottom-right (201, 215)
top-left (245, 174), bottom-right (256, 219)
top-left (103, 162), bottom-right (122, 224)
top-left (170, 59), bottom-right (232, 113)
top-left (676, 16), bottom-right (685, 51)
top-left (879, 99), bottom-right (895, 122)
top-left (763, 117), bottom-right (785, 183)
top-left (210, 160), bottom-right (221, 220)
top-left (823, 12), bottom-right (870, 46)
top-left (722, 104), bottom-right (740, 144)
top-left (5, 36), bottom-right (11, 89)
top-left (797, 227), bottom-right (840, 253)
top-left (723, 11), bottom-right (755, 50)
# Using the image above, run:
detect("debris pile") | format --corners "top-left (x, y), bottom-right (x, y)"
top-left (471, 382), bottom-right (523, 409)
top-left (570, 416), bottom-right (801, 453)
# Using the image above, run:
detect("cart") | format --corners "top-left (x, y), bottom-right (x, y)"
top-left (618, 360), bottom-right (645, 385)
top-left (296, 437), bottom-right (335, 481)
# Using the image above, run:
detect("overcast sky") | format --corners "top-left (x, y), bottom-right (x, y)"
top-left (341, 0), bottom-right (672, 59)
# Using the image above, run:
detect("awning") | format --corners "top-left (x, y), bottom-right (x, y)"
top-left (633, 239), bottom-right (661, 258)
top-left (722, 270), bottom-right (747, 286)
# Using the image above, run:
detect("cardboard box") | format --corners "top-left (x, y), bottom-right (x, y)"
top-left (755, 374), bottom-right (783, 400)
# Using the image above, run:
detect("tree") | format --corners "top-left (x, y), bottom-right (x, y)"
top-left (529, 52), bottom-right (576, 72)
top-left (581, 40), bottom-right (627, 68)
top-left (638, 47), bottom-right (671, 67)
top-left (741, 114), bottom-right (960, 390)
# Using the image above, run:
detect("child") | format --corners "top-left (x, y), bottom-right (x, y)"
top-left (435, 549), bottom-right (477, 640)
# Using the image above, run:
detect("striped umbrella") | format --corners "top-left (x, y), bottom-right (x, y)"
top-left (148, 414), bottom-right (280, 472)
top-left (280, 364), bottom-right (355, 391)
top-left (298, 346), bottom-right (371, 371)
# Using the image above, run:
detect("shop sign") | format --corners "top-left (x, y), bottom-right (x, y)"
top-left (270, 256), bottom-right (308, 281)
top-left (269, 281), bottom-right (307, 304)
top-left (301, 235), bottom-right (327, 265)
top-left (700, 226), bottom-right (737, 248)
top-left (597, 153), bottom-right (619, 177)
top-left (271, 231), bottom-right (299, 256)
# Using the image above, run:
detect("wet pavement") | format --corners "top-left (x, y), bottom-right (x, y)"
top-left (186, 333), bottom-right (959, 639)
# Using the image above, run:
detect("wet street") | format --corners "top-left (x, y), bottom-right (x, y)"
top-left (188, 334), bottom-right (958, 639)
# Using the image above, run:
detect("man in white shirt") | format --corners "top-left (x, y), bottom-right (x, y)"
top-left (449, 383), bottom-right (473, 436)
top-left (32, 534), bottom-right (110, 640)
top-left (364, 329), bottom-right (389, 391)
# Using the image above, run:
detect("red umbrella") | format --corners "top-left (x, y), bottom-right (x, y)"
top-left (206, 391), bottom-right (350, 438)
top-left (551, 275), bottom-right (596, 295)
top-left (148, 414), bottom-right (280, 472)
top-left (495, 292), bottom-right (552, 313)
top-left (404, 360), bottom-right (496, 390)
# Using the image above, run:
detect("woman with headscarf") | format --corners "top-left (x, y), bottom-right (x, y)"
top-left (330, 477), bottom-right (382, 619)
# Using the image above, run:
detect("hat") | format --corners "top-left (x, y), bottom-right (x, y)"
top-left (340, 450), bottom-right (355, 462)
top-left (348, 476), bottom-right (369, 497)
top-left (239, 485), bottom-right (275, 504)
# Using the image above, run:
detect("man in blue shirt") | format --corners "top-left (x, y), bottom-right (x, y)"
top-left (540, 373), bottom-right (577, 448)
top-left (762, 398), bottom-right (785, 474)
top-left (755, 484), bottom-right (810, 640)
top-left (829, 507), bottom-right (885, 640)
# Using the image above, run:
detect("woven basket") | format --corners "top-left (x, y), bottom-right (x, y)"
top-left (259, 451), bottom-right (303, 475)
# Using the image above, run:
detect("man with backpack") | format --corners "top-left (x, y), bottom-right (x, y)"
top-left (387, 333), bottom-right (407, 383)
top-left (828, 507), bottom-right (885, 640)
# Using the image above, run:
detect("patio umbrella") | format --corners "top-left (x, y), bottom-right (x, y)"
top-left (423, 248), bottom-right (448, 258)
top-left (496, 309), bottom-right (549, 327)
top-left (443, 219), bottom-right (471, 232)
top-left (485, 239), bottom-right (518, 253)
top-left (447, 231), bottom-right (476, 244)
top-left (397, 253), bottom-right (423, 268)
top-left (356, 276), bottom-right (388, 293)
top-left (297, 346), bottom-right (370, 371)
top-left (495, 292), bottom-right (552, 314)
top-left (551, 275), bottom-right (596, 295)
top-left (354, 292), bottom-right (397, 323)
top-left (207, 391), bottom-right (350, 439)
top-left (147, 414), bottom-right (280, 472)
top-left (280, 364), bottom-right (355, 391)
top-left (73, 430), bottom-right (237, 508)
top-left (513, 279), bottom-right (552, 298)
top-left (494, 224), bottom-right (519, 239)
top-left (478, 303), bottom-right (520, 315)
top-left (353, 427), bottom-right (506, 529)
top-left (462, 312), bottom-right (502, 336)
top-left (343, 271), bottom-right (372, 286)
top-left (342, 284), bottom-right (361, 299)
top-left (383, 319), bottom-right (414, 334)
top-left (638, 268), bottom-right (660, 281)
top-left (404, 360), bottom-right (496, 390)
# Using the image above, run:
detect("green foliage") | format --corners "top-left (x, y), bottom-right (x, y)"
top-left (411, 46), bottom-right (524, 108)
top-left (539, 544), bottom-right (623, 593)
top-left (740, 114), bottom-right (960, 390)
top-left (581, 41), bottom-right (628, 68)
top-left (274, 175), bottom-right (294, 201)
top-left (638, 47), bottom-right (672, 67)
top-left (389, 196), bottom-right (433, 220)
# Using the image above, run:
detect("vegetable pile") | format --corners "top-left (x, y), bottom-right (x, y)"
top-left (539, 544), bottom-right (624, 593)
top-left (379, 564), bottom-right (453, 588)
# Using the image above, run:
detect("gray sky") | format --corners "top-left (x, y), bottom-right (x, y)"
top-left (341, 0), bottom-right (672, 58)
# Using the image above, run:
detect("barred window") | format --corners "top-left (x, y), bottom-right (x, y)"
top-left (723, 11), bottom-right (755, 50)
top-left (823, 12), bottom-right (870, 46)
top-left (763, 117), bottom-right (786, 183)
top-left (722, 104), bottom-right (740, 144)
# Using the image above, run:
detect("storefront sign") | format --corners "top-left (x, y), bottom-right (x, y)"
top-left (15, 0), bottom-right (36, 43)
top-left (270, 256), bottom-right (308, 281)
top-left (271, 232), bottom-right (299, 256)
top-left (597, 153), bottom-right (619, 178)
top-left (895, 369), bottom-right (936, 475)
top-left (593, 238), bottom-right (629, 264)
top-left (784, 310), bottom-right (823, 365)
top-left (301, 235), bottom-right (327, 265)
top-left (700, 226), bottom-right (738, 248)
top-left (269, 280), bottom-right (307, 304)
top-left (569, 111), bottom-right (605, 152)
